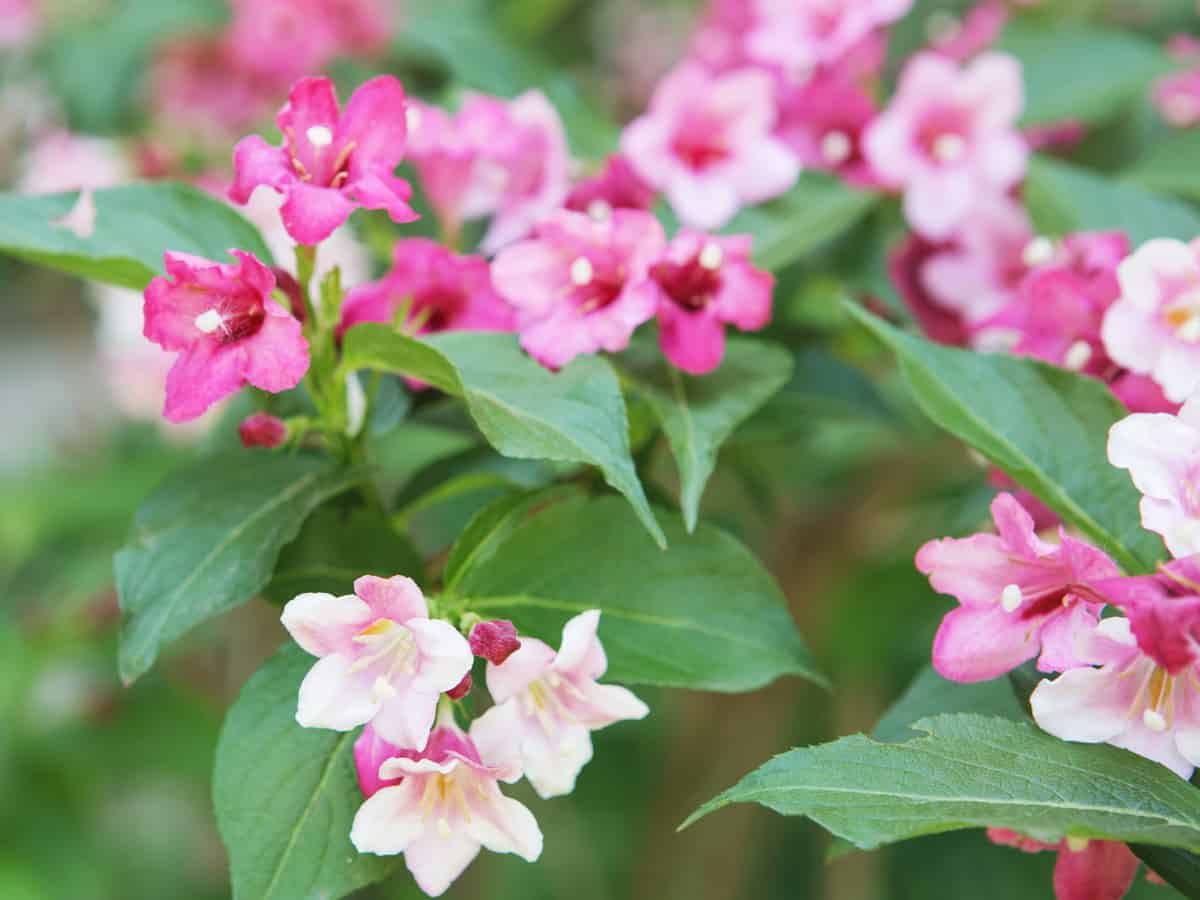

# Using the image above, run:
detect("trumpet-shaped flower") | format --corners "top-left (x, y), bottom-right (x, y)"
top-left (987, 829), bottom-right (1140, 900)
top-left (746, 0), bottom-right (912, 75)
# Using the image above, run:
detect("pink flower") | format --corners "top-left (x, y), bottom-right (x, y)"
top-left (238, 412), bottom-right (287, 448)
top-left (471, 611), bottom-right (649, 798)
top-left (647, 230), bottom-right (773, 374)
top-left (0, 0), bottom-right (38, 48)
top-left (863, 52), bottom-right (1027, 239)
top-left (445, 673), bottom-right (472, 700)
top-left (468, 620), bottom-right (521, 666)
top-left (1102, 238), bottom-right (1200, 404)
top-left (1110, 373), bottom-right (1179, 415)
top-left (280, 575), bottom-right (472, 750)
top-left (18, 130), bottom-right (131, 195)
top-left (774, 70), bottom-right (880, 187)
top-left (491, 209), bottom-right (666, 369)
top-left (927, 1), bottom-right (1008, 62)
top-left (338, 239), bottom-right (514, 338)
top-left (229, 76), bottom-right (416, 245)
top-left (1023, 120), bottom-right (1088, 153)
top-left (142, 251), bottom-right (308, 422)
top-left (564, 154), bottom-right (657, 219)
top-left (1092, 557), bottom-right (1200, 674)
top-left (1168, 35), bottom-right (1200, 66)
top-left (621, 62), bottom-right (800, 230)
top-left (1108, 396), bottom-right (1200, 557)
top-left (354, 723), bottom-right (404, 799)
top-left (987, 829), bottom-right (1140, 900)
top-left (746, 0), bottom-right (912, 76)
top-left (351, 717), bottom-right (542, 897)
top-left (915, 492), bottom-right (1119, 682)
top-left (150, 37), bottom-right (274, 139)
top-left (1154, 69), bottom-right (1200, 128)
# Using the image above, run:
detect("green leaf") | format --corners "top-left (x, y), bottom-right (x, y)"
top-left (213, 644), bottom-right (396, 900)
top-left (848, 305), bottom-right (1165, 573)
top-left (873, 665), bottom-right (1025, 743)
top-left (1129, 844), bottom-right (1200, 898)
top-left (618, 336), bottom-right (793, 530)
top-left (0, 182), bottom-right (275, 290)
top-left (1125, 129), bottom-right (1200, 203)
top-left (683, 714), bottom-right (1200, 851)
top-left (115, 452), bottom-right (360, 683)
top-left (341, 326), bottom-right (665, 547)
top-left (1024, 156), bottom-right (1200, 245)
top-left (996, 24), bottom-right (1170, 127)
top-left (455, 495), bottom-right (824, 691)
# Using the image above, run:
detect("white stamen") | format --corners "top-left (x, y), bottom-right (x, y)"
top-left (1000, 583), bottom-right (1023, 613)
top-left (1021, 236), bottom-right (1056, 268)
top-left (405, 105), bottom-right (422, 132)
top-left (698, 242), bottom-right (724, 271)
top-left (372, 675), bottom-right (397, 702)
top-left (436, 816), bottom-right (452, 838)
top-left (1143, 708), bottom-right (1168, 732)
top-left (932, 133), bottom-right (966, 164)
top-left (587, 199), bottom-right (612, 222)
top-left (820, 130), bottom-right (853, 166)
top-left (570, 257), bottom-right (594, 286)
top-left (306, 124), bottom-right (333, 147)
top-left (194, 308), bottom-right (223, 334)
top-left (1063, 340), bottom-right (1092, 371)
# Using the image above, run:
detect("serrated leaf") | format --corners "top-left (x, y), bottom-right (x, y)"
top-left (456, 495), bottom-right (824, 692)
top-left (0, 182), bottom-right (275, 290)
top-left (115, 452), bottom-right (360, 683)
top-left (341, 326), bottom-right (665, 547)
top-left (213, 644), bottom-right (396, 900)
top-left (849, 305), bottom-right (1164, 573)
top-left (684, 714), bottom-right (1200, 852)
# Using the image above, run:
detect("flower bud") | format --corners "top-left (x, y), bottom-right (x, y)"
top-left (468, 619), bottom-right (520, 665)
top-left (238, 412), bottom-right (287, 448)
top-left (446, 672), bottom-right (472, 700)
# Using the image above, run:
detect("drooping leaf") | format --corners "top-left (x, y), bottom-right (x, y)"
top-left (0, 182), bottom-right (275, 290)
top-left (684, 714), bottom-right (1200, 852)
top-left (455, 495), bottom-right (825, 691)
top-left (618, 336), bottom-right (793, 530)
top-left (848, 305), bottom-right (1164, 573)
top-left (341, 326), bottom-right (665, 547)
top-left (873, 665), bottom-right (1025, 743)
top-left (115, 452), bottom-right (360, 683)
top-left (213, 645), bottom-right (396, 900)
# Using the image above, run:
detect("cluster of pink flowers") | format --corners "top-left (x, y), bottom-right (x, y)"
top-left (280, 576), bottom-right (647, 897)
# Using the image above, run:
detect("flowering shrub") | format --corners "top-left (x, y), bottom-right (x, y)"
top-left (9, 1), bottom-right (1200, 899)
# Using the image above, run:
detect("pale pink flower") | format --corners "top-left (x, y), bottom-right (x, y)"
top-left (338, 239), bottom-right (514, 338)
top-left (863, 52), bottom-right (1027, 239)
top-left (648, 230), bottom-right (773, 375)
top-left (688, 0), bottom-right (758, 73)
top-left (915, 492), bottom-right (1119, 682)
top-left (621, 62), bottom-right (800, 230)
top-left (230, 76), bottom-right (416, 245)
top-left (1154, 69), bottom-right (1200, 128)
top-left (18, 130), bottom-right (131, 195)
top-left (351, 717), bottom-right (542, 897)
top-left (0, 0), bottom-right (37, 48)
top-left (1108, 396), bottom-right (1200, 557)
top-left (564, 154), bottom-right (657, 219)
top-left (987, 829), bottom-right (1140, 900)
top-left (1101, 237), bottom-right (1200, 404)
top-left (746, 0), bottom-right (912, 76)
top-left (142, 251), bottom-right (308, 422)
top-left (491, 209), bottom-right (666, 369)
top-left (471, 611), bottom-right (649, 798)
top-left (238, 412), bottom-right (287, 448)
top-left (280, 575), bottom-right (472, 750)
top-left (774, 71), bottom-right (880, 187)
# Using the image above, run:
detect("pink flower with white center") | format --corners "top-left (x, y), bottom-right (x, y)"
top-left (647, 230), bottom-right (773, 375)
top-left (775, 71), bottom-right (880, 187)
top-left (1109, 396), bottom-right (1200, 557)
top-left (564, 154), bottom-right (657, 220)
top-left (470, 611), bottom-right (649, 799)
top-left (746, 0), bottom-right (912, 77)
top-left (280, 575), bottom-right (472, 750)
top-left (621, 62), bottom-right (800, 230)
top-left (142, 251), bottom-right (308, 422)
top-left (229, 76), bottom-right (416, 246)
top-left (351, 715), bottom-right (542, 897)
top-left (863, 52), bottom-right (1028, 239)
top-left (491, 209), bottom-right (666, 369)
top-left (1102, 238), bottom-right (1200, 404)
top-left (1154, 68), bottom-right (1200, 128)
top-left (338, 239), bottom-right (514, 339)
top-left (987, 829), bottom-right (1140, 900)
top-left (915, 492), bottom-right (1120, 682)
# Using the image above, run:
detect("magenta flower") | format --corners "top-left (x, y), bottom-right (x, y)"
top-left (338, 239), bottom-right (514, 338)
top-left (863, 52), bottom-right (1027, 239)
top-left (142, 250), bottom-right (308, 423)
top-left (491, 209), bottom-right (666, 369)
top-left (746, 0), bottom-right (912, 75)
top-left (351, 717), bottom-right (542, 897)
top-left (354, 723), bottom-right (404, 799)
top-left (1101, 238), bottom-right (1200, 404)
top-left (564, 154), bottom-right (657, 220)
top-left (987, 829), bottom-right (1140, 900)
top-left (229, 76), bottom-right (416, 245)
top-left (647, 230), bottom-right (773, 375)
top-left (916, 493), bottom-right (1119, 682)
top-left (471, 611), bottom-right (648, 798)
top-left (468, 620), bottom-right (521, 666)
top-left (621, 62), bottom-right (800, 230)
top-left (775, 70), bottom-right (880, 187)
top-left (280, 575), bottom-right (472, 750)
top-left (238, 412), bottom-right (288, 448)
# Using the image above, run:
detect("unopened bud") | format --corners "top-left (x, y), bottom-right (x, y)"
top-left (238, 413), bottom-right (287, 449)
top-left (469, 619), bottom-right (521, 665)
top-left (446, 672), bottom-right (472, 700)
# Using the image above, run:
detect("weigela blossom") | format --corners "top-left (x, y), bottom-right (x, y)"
top-left (987, 829), bottom-right (1140, 900)
top-left (1101, 237), bottom-right (1200, 404)
top-left (471, 611), bottom-right (649, 798)
top-left (1109, 396), bottom-right (1200, 557)
top-left (746, 0), bottom-right (912, 76)
top-left (280, 575), bottom-right (472, 749)
top-left (338, 239), bottom-right (514, 338)
top-left (863, 52), bottom-right (1028, 239)
top-left (621, 62), bottom-right (800, 230)
top-left (1154, 68), bottom-right (1200, 129)
top-left (564, 154), bottom-right (657, 220)
top-left (354, 723), bottom-right (404, 799)
top-left (774, 71), bottom-right (880, 187)
top-left (351, 715), bottom-right (542, 897)
top-left (230, 76), bottom-right (416, 245)
top-left (142, 250), bottom-right (309, 422)
top-left (150, 36), bottom-right (275, 140)
top-left (647, 230), bottom-right (773, 375)
top-left (915, 492), bottom-right (1119, 682)
top-left (238, 412), bottom-right (287, 448)
top-left (491, 208), bottom-right (666, 369)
